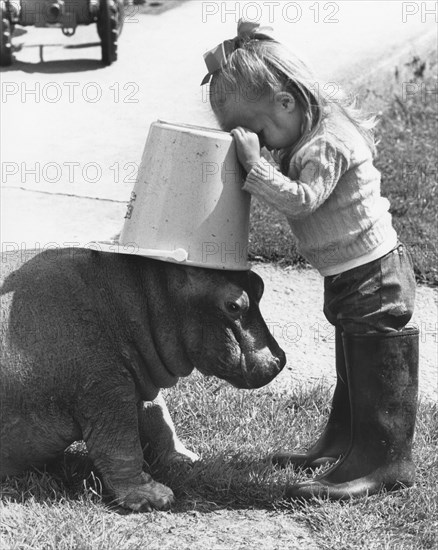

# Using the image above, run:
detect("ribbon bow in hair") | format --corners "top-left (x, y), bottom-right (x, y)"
top-left (201, 19), bottom-right (275, 85)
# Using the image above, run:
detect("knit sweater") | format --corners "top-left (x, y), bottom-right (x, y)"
top-left (243, 116), bottom-right (398, 276)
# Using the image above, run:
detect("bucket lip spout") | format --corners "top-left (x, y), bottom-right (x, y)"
top-left (88, 241), bottom-right (188, 262)
top-left (87, 240), bottom-right (251, 271)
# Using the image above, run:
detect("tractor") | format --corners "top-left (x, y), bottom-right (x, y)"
top-left (0, 0), bottom-right (124, 66)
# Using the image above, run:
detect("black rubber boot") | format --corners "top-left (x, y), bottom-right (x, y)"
top-left (272, 327), bottom-right (351, 469)
top-left (286, 328), bottom-right (419, 500)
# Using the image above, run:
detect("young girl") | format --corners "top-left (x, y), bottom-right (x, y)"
top-left (202, 20), bottom-right (419, 500)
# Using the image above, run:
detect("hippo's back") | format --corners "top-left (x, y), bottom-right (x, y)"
top-left (1, 249), bottom-right (43, 374)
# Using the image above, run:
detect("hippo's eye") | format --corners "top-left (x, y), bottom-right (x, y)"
top-left (225, 301), bottom-right (241, 314)
top-left (224, 293), bottom-right (249, 317)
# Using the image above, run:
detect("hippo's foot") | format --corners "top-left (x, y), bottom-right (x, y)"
top-left (115, 472), bottom-right (175, 512)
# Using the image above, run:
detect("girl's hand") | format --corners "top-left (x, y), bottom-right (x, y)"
top-left (230, 127), bottom-right (261, 173)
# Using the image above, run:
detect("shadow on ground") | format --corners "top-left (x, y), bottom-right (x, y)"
top-left (133, 0), bottom-right (190, 16)
top-left (0, 442), bottom-right (298, 515)
top-left (3, 57), bottom-right (104, 74)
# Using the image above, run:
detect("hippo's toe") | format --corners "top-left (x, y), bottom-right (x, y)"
top-left (120, 479), bottom-right (175, 512)
top-left (163, 447), bottom-right (200, 466)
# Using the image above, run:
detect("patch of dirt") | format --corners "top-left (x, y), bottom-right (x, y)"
top-left (132, 509), bottom-right (318, 550)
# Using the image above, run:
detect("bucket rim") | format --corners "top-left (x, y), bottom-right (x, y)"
top-left (155, 120), bottom-right (233, 138)
top-left (88, 241), bottom-right (251, 271)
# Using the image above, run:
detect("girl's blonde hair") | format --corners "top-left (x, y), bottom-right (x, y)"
top-left (209, 38), bottom-right (377, 172)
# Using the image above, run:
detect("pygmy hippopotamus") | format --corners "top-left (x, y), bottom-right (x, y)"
top-left (0, 248), bottom-right (285, 512)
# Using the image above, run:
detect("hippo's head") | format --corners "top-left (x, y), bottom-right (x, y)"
top-left (170, 266), bottom-right (286, 389)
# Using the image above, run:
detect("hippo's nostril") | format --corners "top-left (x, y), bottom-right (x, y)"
top-left (276, 350), bottom-right (287, 370)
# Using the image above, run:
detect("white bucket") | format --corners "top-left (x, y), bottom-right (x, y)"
top-left (91, 121), bottom-right (251, 270)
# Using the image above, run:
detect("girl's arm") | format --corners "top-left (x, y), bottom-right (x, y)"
top-left (232, 129), bottom-right (349, 219)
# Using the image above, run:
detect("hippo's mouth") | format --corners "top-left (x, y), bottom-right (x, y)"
top-left (218, 348), bottom-right (285, 390)
top-left (191, 320), bottom-right (285, 389)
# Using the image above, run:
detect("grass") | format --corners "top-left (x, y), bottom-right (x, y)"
top-left (248, 49), bottom-right (438, 285)
top-left (1, 373), bottom-right (437, 549)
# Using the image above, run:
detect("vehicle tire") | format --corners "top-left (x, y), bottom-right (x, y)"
top-left (0, 10), bottom-right (13, 66)
top-left (97, 0), bottom-right (119, 66)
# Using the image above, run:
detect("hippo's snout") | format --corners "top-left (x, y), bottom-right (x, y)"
top-left (229, 346), bottom-right (287, 390)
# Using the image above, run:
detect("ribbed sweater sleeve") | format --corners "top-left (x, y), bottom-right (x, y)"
top-left (243, 139), bottom-right (349, 219)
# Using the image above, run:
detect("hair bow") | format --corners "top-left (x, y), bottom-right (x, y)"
top-left (201, 19), bottom-right (275, 85)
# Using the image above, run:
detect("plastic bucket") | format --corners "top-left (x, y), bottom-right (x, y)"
top-left (91, 121), bottom-right (251, 270)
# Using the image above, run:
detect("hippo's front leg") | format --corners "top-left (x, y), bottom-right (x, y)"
top-left (77, 380), bottom-right (174, 512)
top-left (138, 392), bottom-right (199, 466)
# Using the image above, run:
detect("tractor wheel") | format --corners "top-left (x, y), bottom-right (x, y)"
top-left (0, 10), bottom-right (12, 66)
top-left (97, 0), bottom-right (119, 66)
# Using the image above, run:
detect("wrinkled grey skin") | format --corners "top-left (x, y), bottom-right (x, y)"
top-left (0, 248), bottom-right (285, 512)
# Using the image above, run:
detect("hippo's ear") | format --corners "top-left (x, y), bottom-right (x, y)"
top-left (249, 271), bottom-right (264, 303)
